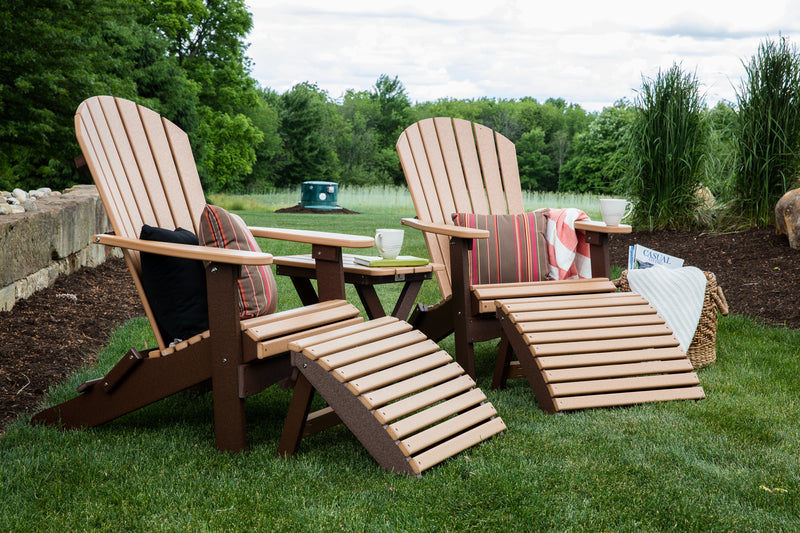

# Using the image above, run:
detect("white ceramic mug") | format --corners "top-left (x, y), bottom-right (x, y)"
top-left (599, 198), bottom-right (634, 226)
top-left (375, 229), bottom-right (404, 259)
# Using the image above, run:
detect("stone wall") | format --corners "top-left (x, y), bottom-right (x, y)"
top-left (0, 185), bottom-right (120, 312)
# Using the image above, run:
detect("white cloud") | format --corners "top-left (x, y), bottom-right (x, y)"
top-left (246, 0), bottom-right (800, 111)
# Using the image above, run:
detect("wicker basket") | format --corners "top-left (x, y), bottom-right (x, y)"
top-left (614, 270), bottom-right (729, 369)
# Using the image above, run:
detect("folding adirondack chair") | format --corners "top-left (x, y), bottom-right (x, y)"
top-left (32, 98), bottom-right (506, 475)
top-left (396, 117), bottom-right (704, 412)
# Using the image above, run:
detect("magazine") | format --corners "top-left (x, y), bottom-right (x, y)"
top-left (627, 244), bottom-right (684, 270)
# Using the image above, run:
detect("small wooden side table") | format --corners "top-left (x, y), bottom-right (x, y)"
top-left (273, 254), bottom-right (441, 320)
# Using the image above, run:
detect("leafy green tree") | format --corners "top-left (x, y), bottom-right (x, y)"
top-left (138, 0), bottom-right (255, 109)
top-left (277, 83), bottom-right (340, 187)
top-left (196, 108), bottom-right (263, 192)
top-left (245, 88), bottom-right (286, 190)
top-left (370, 75), bottom-right (412, 184)
top-left (334, 90), bottom-right (387, 185)
top-left (624, 64), bottom-right (707, 229)
top-left (0, 0), bottom-right (139, 189)
top-left (517, 128), bottom-right (553, 190)
top-left (733, 35), bottom-right (800, 226)
top-left (138, 0), bottom-right (261, 191)
top-left (474, 98), bottom-right (521, 141)
top-left (560, 101), bottom-right (633, 193)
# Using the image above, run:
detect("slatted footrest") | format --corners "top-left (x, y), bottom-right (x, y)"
top-left (495, 292), bottom-right (705, 413)
top-left (289, 317), bottom-right (506, 475)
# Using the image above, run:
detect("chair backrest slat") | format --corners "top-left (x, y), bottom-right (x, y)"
top-left (396, 121), bottom-right (450, 280)
top-left (397, 118), bottom-right (523, 299)
top-left (417, 119), bottom-right (457, 221)
top-left (112, 97), bottom-right (176, 230)
top-left (473, 123), bottom-right (508, 214)
top-left (451, 119), bottom-right (490, 215)
top-left (432, 118), bottom-right (473, 214)
top-left (163, 118), bottom-right (206, 231)
top-left (76, 106), bottom-right (138, 243)
top-left (496, 133), bottom-right (524, 213)
top-left (94, 96), bottom-right (158, 232)
top-left (136, 103), bottom-right (195, 231)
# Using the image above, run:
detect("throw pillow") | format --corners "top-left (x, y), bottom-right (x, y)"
top-left (198, 204), bottom-right (277, 319)
top-left (451, 210), bottom-right (550, 284)
top-left (139, 225), bottom-right (209, 344)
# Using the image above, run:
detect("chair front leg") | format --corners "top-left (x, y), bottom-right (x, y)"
top-left (450, 236), bottom-right (476, 378)
top-left (205, 262), bottom-right (247, 452)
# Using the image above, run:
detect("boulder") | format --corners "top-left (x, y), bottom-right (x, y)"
top-left (776, 187), bottom-right (800, 249)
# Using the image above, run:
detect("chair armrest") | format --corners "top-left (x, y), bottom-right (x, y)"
top-left (93, 234), bottom-right (273, 265)
top-left (400, 218), bottom-right (489, 239)
top-left (574, 220), bottom-right (632, 234)
top-left (248, 227), bottom-right (374, 248)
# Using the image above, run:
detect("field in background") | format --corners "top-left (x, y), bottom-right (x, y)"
top-left (207, 185), bottom-right (606, 220)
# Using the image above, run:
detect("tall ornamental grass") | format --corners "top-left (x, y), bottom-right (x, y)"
top-left (625, 63), bottom-right (707, 229)
top-left (733, 35), bottom-right (800, 227)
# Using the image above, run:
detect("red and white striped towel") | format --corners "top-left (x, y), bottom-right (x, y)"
top-left (545, 208), bottom-right (591, 280)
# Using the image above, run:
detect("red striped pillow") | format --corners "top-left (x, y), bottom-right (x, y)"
top-left (199, 205), bottom-right (277, 319)
top-left (452, 210), bottom-right (550, 284)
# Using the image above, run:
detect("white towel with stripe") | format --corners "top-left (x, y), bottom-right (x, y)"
top-left (545, 208), bottom-right (591, 280)
top-left (626, 265), bottom-right (707, 352)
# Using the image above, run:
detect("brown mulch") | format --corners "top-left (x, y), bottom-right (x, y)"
top-left (1, 227), bottom-right (799, 432)
top-left (274, 204), bottom-right (360, 214)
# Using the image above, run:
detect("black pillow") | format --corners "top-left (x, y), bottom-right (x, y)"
top-left (139, 225), bottom-right (209, 344)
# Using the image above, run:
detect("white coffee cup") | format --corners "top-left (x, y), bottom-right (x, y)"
top-left (375, 229), bottom-right (404, 259)
top-left (599, 198), bottom-right (634, 226)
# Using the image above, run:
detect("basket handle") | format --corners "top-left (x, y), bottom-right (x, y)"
top-left (713, 286), bottom-right (729, 316)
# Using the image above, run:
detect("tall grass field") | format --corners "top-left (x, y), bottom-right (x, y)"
top-left (1, 187), bottom-right (798, 532)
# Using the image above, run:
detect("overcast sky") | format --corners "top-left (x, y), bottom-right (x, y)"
top-left (245, 1), bottom-right (800, 112)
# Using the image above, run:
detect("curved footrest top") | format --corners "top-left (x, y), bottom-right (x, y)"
top-left (289, 316), bottom-right (506, 475)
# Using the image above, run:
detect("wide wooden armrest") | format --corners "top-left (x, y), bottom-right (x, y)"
top-left (248, 227), bottom-right (374, 248)
top-left (401, 218), bottom-right (489, 239)
top-left (574, 220), bottom-right (632, 234)
top-left (93, 234), bottom-right (274, 265)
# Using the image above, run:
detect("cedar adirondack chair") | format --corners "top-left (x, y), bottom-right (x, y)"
top-left (396, 118), bottom-right (705, 412)
top-left (32, 98), bottom-right (506, 475)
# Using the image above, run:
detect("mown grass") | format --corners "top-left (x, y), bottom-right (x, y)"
top-left (2, 193), bottom-right (798, 532)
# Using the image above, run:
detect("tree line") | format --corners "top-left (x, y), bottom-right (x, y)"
top-left (2, 2), bottom-right (797, 229)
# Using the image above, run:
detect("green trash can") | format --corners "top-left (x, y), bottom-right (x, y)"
top-left (300, 181), bottom-right (340, 210)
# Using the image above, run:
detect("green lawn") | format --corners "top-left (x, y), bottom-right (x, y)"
top-left (1, 191), bottom-right (798, 532)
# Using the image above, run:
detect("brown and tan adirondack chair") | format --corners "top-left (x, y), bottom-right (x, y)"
top-left (32, 98), bottom-right (506, 475)
top-left (396, 117), bottom-right (704, 412)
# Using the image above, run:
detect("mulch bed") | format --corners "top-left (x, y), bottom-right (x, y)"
top-left (1, 227), bottom-right (799, 432)
top-left (274, 205), bottom-right (360, 214)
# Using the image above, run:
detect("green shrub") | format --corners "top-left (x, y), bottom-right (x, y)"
top-left (625, 64), bottom-right (707, 229)
top-left (732, 35), bottom-right (800, 227)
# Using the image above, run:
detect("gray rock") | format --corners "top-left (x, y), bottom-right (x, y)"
top-left (22, 200), bottom-right (38, 212)
top-left (776, 187), bottom-right (800, 249)
top-left (8, 204), bottom-right (25, 214)
top-left (0, 205), bottom-right (8, 215)
top-left (12, 188), bottom-right (27, 200)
